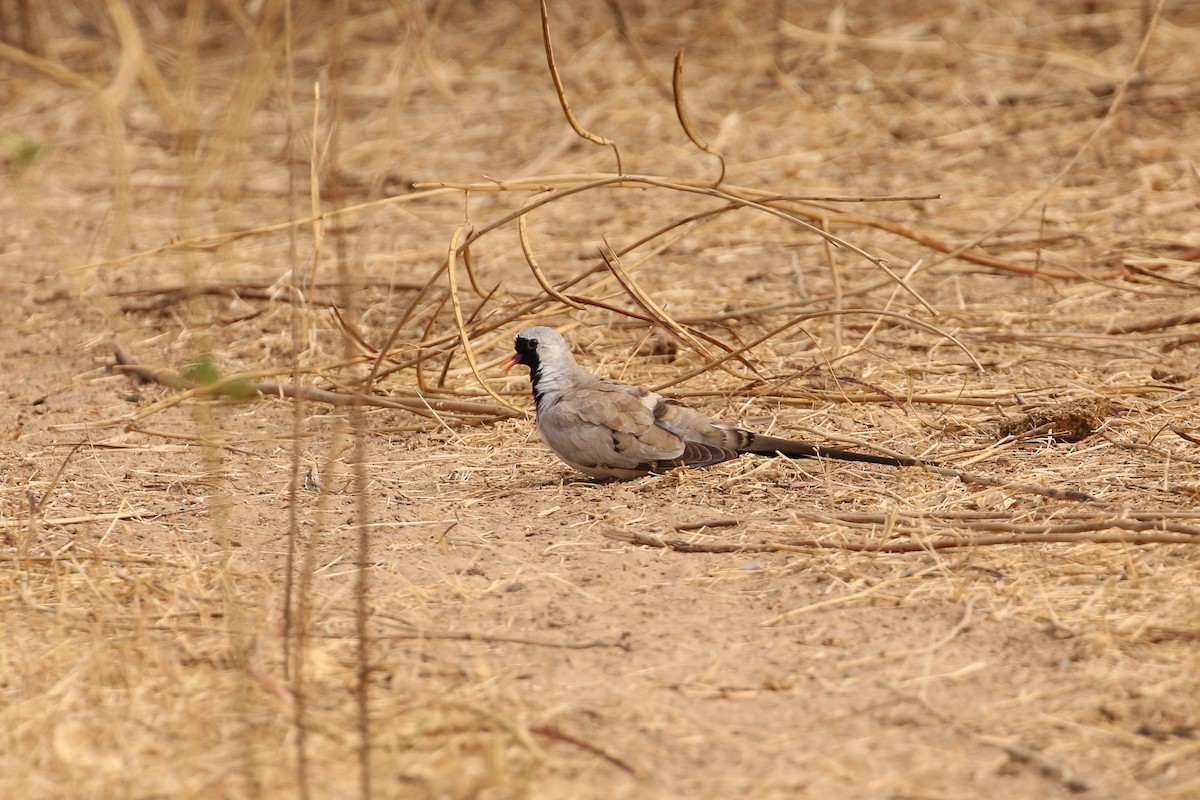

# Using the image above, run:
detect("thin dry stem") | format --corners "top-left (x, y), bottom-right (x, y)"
top-left (444, 224), bottom-right (522, 411)
top-left (672, 49), bottom-right (726, 186)
top-left (519, 213), bottom-right (585, 311)
top-left (540, 0), bottom-right (623, 173)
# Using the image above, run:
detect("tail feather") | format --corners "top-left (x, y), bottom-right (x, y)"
top-left (738, 432), bottom-right (918, 467)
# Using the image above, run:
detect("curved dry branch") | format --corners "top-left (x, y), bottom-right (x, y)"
top-left (518, 213), bottom-right (585, 311)
top-left (672, 49), bottom-right (726, 186)
top-left (460, 226), bottom-right (490, 300)
top-left (364, 259), bottom-right (449, 390)
top-left (540, 0), bottom-right (622, 174)
top-left (436, 173), bottom-right (936, 310)
top-left (443, 225), bottom-right (521, 412)
top-left (648, 307), bottom-right (983, 398)
top-left (598, 243), bottom-right (759, 381)
top-left (419, 174), bottom-right (1102, 281)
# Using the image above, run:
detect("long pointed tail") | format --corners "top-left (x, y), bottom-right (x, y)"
top-left (739, 432), bottom-right (919, 467)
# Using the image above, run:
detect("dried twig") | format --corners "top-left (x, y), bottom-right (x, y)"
top-left (112, 279), bottom-right (422, 311)
top-left (540, 0), bottom-right (622, 173)
top-left (444, 224), bottom-right (521, 411)
top-left (604, 518), bottom-right (1198, 556)
top-left (672, 49), bottom-right (726, 186)
top-left (372, 616), bottom-right (627, 650)
top-left (597, 243), bottom-right (754, 379)
top-left (111, 339), bottom-right (514, 421)
top-left (531, 724), bottom-right (637, 775)
top-left (460, 227), bottom-right (490, 300)
top-left (421, 174), bottom-right (1069, 281)
top-left (1107, 309), bottom-right (1200, 334)
top-left (519, 213), bottom-right (585, 311)
top-left (436, 173), bottom-right (939, 307)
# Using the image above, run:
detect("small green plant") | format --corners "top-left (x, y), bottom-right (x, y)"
top-left (181, 352), bottom-right (258, 401)
top-left (1, 133), bottom-right (43, 169)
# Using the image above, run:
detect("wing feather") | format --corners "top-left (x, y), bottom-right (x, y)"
top-left (536, 381), bottom-right (745, 475)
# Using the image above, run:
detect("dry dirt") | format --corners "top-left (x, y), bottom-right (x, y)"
top-left (3, 1), bottom-right (1200, 798)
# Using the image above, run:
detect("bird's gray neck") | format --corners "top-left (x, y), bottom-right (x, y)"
top-left (531, 362), bottom-right (583, 414)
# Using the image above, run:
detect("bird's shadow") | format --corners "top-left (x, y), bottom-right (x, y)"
top-left (507, 472), bottom-right (632, 491)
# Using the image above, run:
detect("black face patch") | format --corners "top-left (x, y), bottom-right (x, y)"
top-left (514, 334), bottom-right (546, 407)
top-left (513, 334), bottom-right (539, 365)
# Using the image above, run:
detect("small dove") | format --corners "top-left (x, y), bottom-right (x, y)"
top-left (505, 326), bottom-right (917, 480)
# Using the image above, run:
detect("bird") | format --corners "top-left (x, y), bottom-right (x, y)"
top-left (504, 326), bottom-right (919, 480)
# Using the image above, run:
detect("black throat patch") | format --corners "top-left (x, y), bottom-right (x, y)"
top-left (514, 336), bottom-right (545, 408)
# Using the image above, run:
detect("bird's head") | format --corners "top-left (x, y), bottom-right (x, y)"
top-left (504, 326), bottom-right (572, 375)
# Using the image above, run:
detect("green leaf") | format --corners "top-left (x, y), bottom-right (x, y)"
top-left (219, 377), bottom-right (258, 402)
top-left (180, 352), bottom-right (220, 385)
top-left (1, 133), bottom-right (42, 168)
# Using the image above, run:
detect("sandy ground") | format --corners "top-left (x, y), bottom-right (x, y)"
top-left (3, 1), bottom-right (1200, 797)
